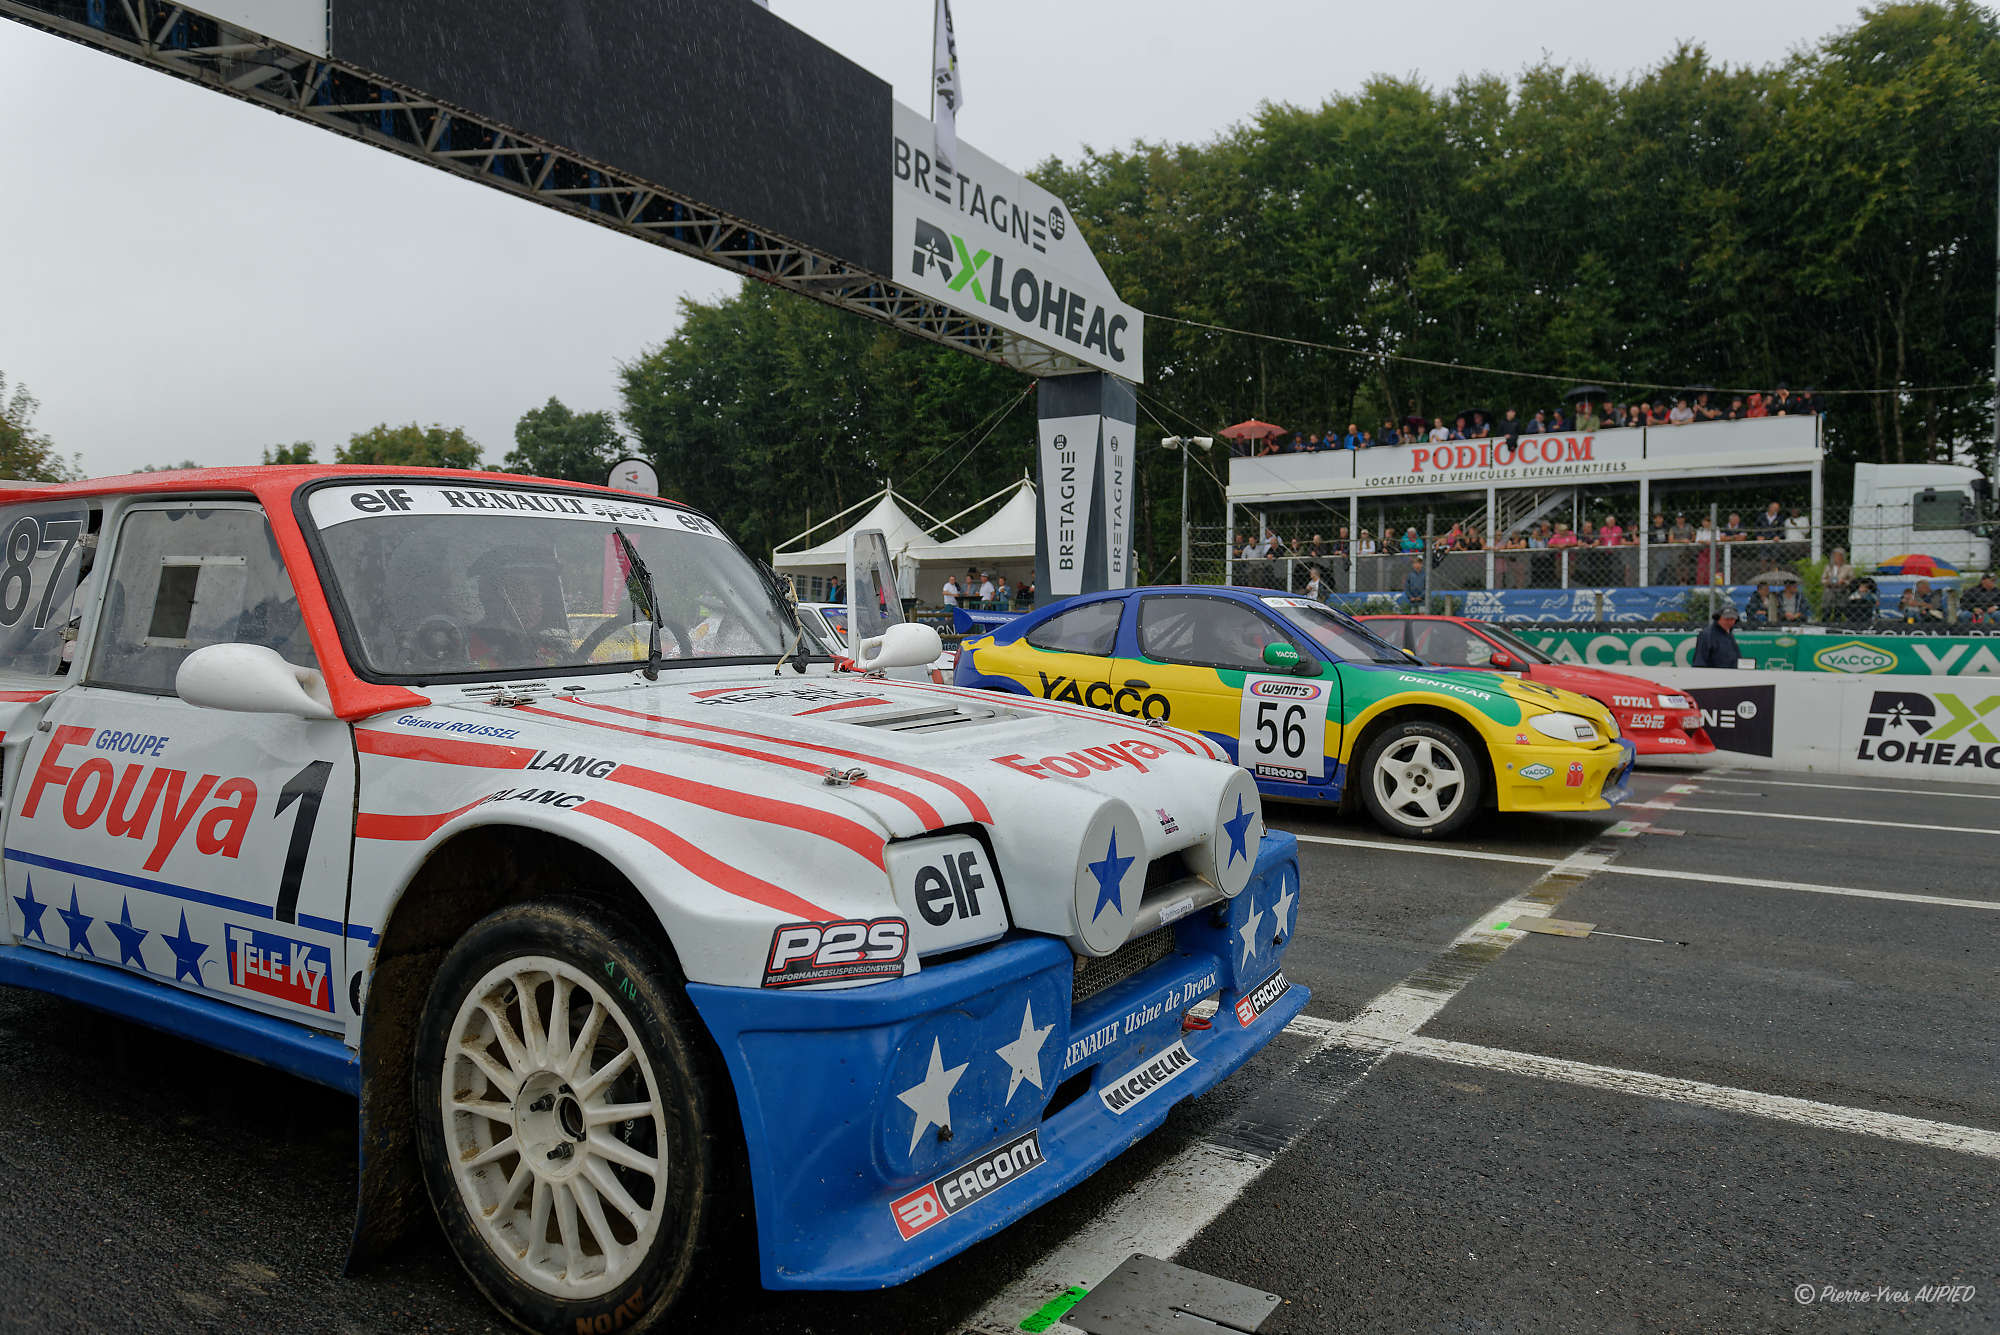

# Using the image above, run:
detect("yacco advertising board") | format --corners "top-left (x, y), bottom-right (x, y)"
top-left (892, 103), bottom-right (1144, 381)
top-left (1228, 416), bottom-right (1817, 502)
top-left (1518, 630), bottom-right (2000, 677)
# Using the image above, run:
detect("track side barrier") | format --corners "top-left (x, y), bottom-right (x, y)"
top-left (1635, 667), bottom-right (2000, 786)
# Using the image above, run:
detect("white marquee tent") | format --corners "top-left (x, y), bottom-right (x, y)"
top-left (904, 478), bottom-right (1038, 603)
top-left (770, 484), bottom-right (948, 600)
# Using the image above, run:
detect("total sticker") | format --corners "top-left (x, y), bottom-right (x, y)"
top-left (1236, 676), bottom-right (1331, 783)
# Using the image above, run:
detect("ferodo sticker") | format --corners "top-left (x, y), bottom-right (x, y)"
top-left (762, 918), bottom-right (907, 987)
top-left (889, 1130), bottom-right (1045, 1241)
top-left (1234, 969), bottom-right (1291, 1028)
top-left (1098, 1039), bottom-right (1197, 1113)
top-left (1236, 676), bottom-right (1331, 783)
top-left (225, 923), bottom-right (333, 1011)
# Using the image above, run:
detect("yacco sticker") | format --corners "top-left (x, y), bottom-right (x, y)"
top-left (1034, 672), bottom-right (1172, 721)
top-left (1234, 969), bottom-right (1291, 1028)
top-left (1519, 763), bottom-right (1555, 781)
top-left (225, 923), bottom-right (333, 1012)
top-left (890, 1130), bottom-right (1044, 1241)
top-left (1098, 1039), bottom-right (1197, 1114)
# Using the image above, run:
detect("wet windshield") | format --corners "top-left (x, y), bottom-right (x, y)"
top-left (306, 482), bottom-right (804, 678)
top-left (1261, 596), bottom-right (1413, 665)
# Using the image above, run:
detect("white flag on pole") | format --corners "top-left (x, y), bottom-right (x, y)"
top-left (932, 0), bottom-right (963, 174)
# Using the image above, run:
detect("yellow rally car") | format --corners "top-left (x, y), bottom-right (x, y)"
top-left (953, 587), bottom-right (1635, 838)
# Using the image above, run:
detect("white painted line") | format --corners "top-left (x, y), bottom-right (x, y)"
top-left (1291, 832), bottom-right (1559, 869)
top-left (961, 846), bottom-right (1616, 1334)
top-left (1698, 775), bottom-right (2000, 801)
top-left (1396, 1037), bottom-right (2000, 1161)
top-left (1630, 802), bottom-right (2000, 836)
top-left (1292, 833), bottom-right (2000, 912)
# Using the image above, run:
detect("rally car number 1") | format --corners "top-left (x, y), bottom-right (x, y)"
top-left (1236, 676), bottom-right (1332, 783)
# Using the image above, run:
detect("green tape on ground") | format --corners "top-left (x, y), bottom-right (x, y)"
top-left (1021, 1285), bottom-right (1090, 1332)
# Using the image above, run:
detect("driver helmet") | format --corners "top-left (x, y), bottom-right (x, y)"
top-left (469, 544), bottom-right (568, 633)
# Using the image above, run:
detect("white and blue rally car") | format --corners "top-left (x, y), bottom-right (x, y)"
top-left (0, 466), bottom-right (1306, 1334)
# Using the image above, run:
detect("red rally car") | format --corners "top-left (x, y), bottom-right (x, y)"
top-left (1359, 614), bottom-right (1714, 756)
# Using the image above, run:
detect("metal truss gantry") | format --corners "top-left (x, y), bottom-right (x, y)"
top-left (1, 0), bottom-right (1086, 379)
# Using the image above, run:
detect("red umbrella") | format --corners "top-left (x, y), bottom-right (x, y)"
top-left (1219, 419), bottom-right (1287, 441)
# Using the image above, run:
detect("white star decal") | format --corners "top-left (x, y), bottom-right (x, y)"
top-left (994, 1000), bottom-right (1054, 1105)
top-left (896, 1037), bottom-right (968, 1154)
top-left (1272, 876), bottom-right (1297, 943)
top-left (1238, 897), bottom-right (1265, 968)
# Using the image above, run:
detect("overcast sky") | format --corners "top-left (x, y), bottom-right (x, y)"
top-left (0, 0), bottom-right (1872, 478)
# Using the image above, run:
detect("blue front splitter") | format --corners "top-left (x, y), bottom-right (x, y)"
top-left (688, 833), bottom-right (1307, 1290)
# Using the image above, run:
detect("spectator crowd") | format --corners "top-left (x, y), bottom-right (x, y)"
top-left (1234, 388), bottom-right (1821, 456)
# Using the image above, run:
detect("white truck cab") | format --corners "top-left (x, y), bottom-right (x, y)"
top-left (1849, 462), bottom-right (1993, 568)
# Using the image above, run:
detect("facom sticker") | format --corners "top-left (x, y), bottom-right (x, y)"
top-left (889, 1130), bottom-right (1044, 1240)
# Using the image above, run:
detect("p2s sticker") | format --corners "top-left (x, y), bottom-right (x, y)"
top-left (762, 918), bottom-right (907, 987)
top-left (1237, 677), bottom-right (1331, 783)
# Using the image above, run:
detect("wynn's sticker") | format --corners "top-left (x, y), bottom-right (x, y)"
top-left (1236, 676), bottom-right (1331, 783)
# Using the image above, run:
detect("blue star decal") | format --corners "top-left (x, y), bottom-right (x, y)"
top-left (163, 911), bottom-right (208, 986)
top-left (1223, 795), bottom-right (1255, 867)
top-left (1086, 829), bottom-right (1136, 922)
top-left (13, 876), bottom-right (49, 944)
top-left (106, 896), bottom-right (150, 969)
top-left (56, 887), bottom-right (96, 957)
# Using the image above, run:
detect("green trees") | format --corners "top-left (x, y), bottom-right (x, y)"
top-left (504, 397), bottom-right (625, 483)
top-left (0, 373), bottom-right (80, 482)
top-left (336, 423), bottom-right (481, 469)
top-left (617, 3), bottom-right (1996, 578)
top-left (262, 441), bottom-right (316, 465)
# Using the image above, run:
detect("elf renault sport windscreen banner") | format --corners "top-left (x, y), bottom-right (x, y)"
top-left (891, 102), bottom-right (1143, 380)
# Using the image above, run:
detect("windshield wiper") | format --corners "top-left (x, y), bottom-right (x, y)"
top-left (612, 526), bottom-right (664, 681)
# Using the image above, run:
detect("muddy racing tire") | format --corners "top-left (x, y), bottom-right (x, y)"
top-left (413, 898), bottom-right (730, 1335)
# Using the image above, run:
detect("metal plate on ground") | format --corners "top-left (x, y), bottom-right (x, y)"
top-left (1063, 1254), bottom-right (1283, 1334)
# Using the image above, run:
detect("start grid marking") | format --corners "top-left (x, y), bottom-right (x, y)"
top-left (962, 845), bottom-right (1618, 1335)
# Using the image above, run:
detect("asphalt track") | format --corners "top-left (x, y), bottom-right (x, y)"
top-left (1, 766), bottom-right (1995, 1333)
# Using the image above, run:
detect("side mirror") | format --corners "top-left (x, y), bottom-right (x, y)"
top-left (1262, 642), bottom-right (1300, 669)
top-left (852, 621), bottom-right (944, 673)
top-left (176, 643), bottom-right (335, 719)
top-left (1489, 650), bottom-right (1519, 670)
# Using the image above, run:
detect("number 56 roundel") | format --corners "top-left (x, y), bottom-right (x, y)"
top-left (1237, 676), bottom-right (1333, 784)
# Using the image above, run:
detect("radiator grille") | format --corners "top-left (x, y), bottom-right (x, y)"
top-left (1072, 927), bottom-right (1174, 1004)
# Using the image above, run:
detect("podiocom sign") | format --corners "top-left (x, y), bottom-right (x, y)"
top-left (891, 103), bottom-right (1144, 380)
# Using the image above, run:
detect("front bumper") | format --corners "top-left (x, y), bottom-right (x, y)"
top-left (1493, 738), bottom-right (1635, 812)
top-left (687, 834), bottom-right (1307, 1290)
